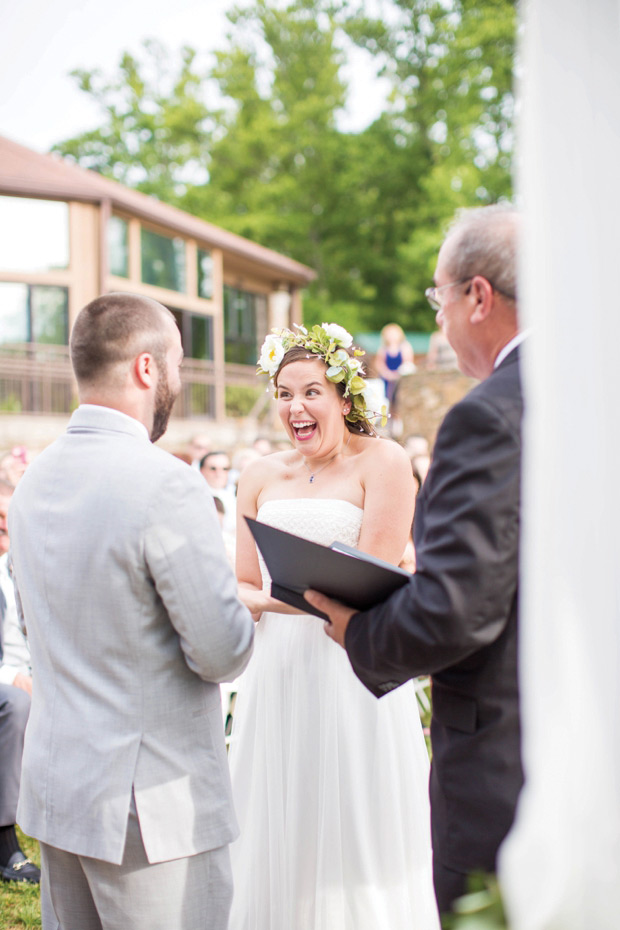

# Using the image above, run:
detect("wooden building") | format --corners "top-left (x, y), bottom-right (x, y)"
top-left (0, 134), bottom-right (315, 444)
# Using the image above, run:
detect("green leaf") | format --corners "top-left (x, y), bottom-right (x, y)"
top-left (349, 376), bottom-right (366, 394)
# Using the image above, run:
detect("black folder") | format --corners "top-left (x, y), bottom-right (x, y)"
top-left (245, 516), bottom-right (411, 621)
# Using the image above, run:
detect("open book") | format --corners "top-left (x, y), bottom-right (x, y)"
top-left (246, 516), bottom-right (410, 621)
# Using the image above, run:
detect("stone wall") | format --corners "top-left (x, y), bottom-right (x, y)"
top-left (395, 368), bottom-right (477, 449)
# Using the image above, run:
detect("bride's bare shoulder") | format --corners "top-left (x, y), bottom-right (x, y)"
top-left (238, 449), bottom-right (295, 489)
top-left (352, 433), bottom-right (410, 469)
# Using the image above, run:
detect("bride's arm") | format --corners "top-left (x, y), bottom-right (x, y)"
top-left (235, 459), bottom-right (305, 619)
top-left (356, 438), bottom-right (416, 566)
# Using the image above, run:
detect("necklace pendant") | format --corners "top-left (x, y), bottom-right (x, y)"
top-left (309, 475), bottom-right (315, 483)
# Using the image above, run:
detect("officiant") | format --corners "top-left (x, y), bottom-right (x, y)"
top-left (307, 204), bottom-right (525, 915)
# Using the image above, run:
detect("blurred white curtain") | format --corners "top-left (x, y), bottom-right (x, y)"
top-left (499, 2), bottom-right (620, 928)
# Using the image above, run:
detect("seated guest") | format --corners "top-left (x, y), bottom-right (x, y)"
top-left (251, 437), bottom-right (273, 456)
top-left (0, 479), bottom-right (39, 884)
top-left (0, 448), bottom-right (29, 486)
top-left (187, 433), bottom-right (211, 470)
top-left (200, 451), bottom-right (236, 535)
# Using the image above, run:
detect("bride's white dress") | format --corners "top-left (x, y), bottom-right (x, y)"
top-left (228, 498), bottom-right (439, 930)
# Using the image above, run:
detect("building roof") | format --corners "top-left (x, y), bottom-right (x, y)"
top-left (0, 134), bottom-right (316, 286)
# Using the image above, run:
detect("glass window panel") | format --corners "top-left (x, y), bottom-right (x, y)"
top-left (0, 196), bottom-right (69, 272)
top-left (223, 285), bottom-right (261, 365)
top-left (197, 249), bottom-right (214, 299)
top-left (31, 286), bottom-right (68, 345)
top-left (191, 315), bottom-right (212, 361)
top-left (223, 287), bottom-right (236, 337)
top-left (0, 282), bottom-right (29, 344)
top-left (141, 228), bottom-right (186, 292)
top-left (108, 216), bottom-right (129, 277)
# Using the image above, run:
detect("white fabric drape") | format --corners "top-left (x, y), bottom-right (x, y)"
top-left (499, 2), bottom-right (620, 928)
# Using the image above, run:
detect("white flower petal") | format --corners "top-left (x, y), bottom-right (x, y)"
top-left (321, 323), bottom-right (353, 348)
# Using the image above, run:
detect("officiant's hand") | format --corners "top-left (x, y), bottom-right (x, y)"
top-left (304, 590), bottom-right (356, 648)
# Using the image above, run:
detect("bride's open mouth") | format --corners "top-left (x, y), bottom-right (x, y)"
top-left (291, 420), bottom-right (317, 441)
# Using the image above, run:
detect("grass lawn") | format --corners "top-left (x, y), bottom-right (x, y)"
top-left (0, 829), bottom-right (41, 929)
top-left (0, 829), bottom-right (507, 930)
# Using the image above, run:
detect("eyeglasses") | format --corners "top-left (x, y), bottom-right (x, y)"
top-left (425, 278), bottom-right (472, 313)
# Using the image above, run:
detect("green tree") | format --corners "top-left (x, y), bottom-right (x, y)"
top-left (53, 40), bottom-right (214, 202)
top-left (190, 0), bottom-right (378, 332)
top-left (339, 0), bottom-right (517, 329)
top-left (51, 0), bottom-right (517, 334)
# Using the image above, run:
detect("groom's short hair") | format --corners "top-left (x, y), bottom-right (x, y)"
top-left (70, 292), bottom-right (175, 386)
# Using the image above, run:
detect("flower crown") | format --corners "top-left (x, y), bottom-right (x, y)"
top-left (257, 323), bottom-right (387, 429)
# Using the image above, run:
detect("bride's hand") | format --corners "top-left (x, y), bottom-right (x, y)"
top-left (238, 584), bottom-right (268, 623)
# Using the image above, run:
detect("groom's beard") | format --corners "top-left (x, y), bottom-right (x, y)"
top-left (151, 367), bottom-right (179, 444)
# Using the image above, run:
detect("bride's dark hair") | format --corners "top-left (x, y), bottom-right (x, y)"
top-left (274, 345), bottom-right (376, 437)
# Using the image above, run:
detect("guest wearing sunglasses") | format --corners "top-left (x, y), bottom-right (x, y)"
top-left (200, 451), bottom-right (236, 535)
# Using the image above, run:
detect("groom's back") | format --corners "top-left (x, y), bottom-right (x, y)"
top-left (9, 407), bottom-right (253, 866)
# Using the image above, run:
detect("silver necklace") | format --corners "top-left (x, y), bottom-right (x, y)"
top-left (303, 454), bottom-right (338, 484)
top-left (302, 433), bottom-right (351, 484)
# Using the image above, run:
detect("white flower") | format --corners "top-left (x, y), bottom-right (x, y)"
top-left (321, 323), bottom-right (353, 348)
top-left (258, 334), bottom-right (285, 376)
top-left (360, 380), bottom-right (384, 414)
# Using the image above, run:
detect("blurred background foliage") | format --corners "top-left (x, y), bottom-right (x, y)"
top-left (53, 0), bottom-right (516, 333)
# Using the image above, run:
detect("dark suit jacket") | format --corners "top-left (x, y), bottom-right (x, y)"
top-left (345, 346), bottom-right (523, 874)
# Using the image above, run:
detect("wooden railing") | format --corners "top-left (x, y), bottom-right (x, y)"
top-left (0, 344), bottom-right (74, 415)
top-left (0, 343), bottom-right (261, 420)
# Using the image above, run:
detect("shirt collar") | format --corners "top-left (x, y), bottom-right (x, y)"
top-left (78, 405), bottom-right (150, 440)
top-left (494, 329), bottom-right (531, 369)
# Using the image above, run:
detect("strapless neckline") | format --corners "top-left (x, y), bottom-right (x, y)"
top-left (257, 498), bottom-right (363, 514)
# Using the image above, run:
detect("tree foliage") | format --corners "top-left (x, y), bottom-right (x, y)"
top-left (52, 0), bottom-right (517, 333)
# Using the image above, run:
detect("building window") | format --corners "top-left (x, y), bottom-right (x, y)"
top-left (0, 196), bottom-right (69, 273)
top-left (223, 286), bottom-right (267, 365)
top-left (191, 314), bottom-right (212, 361)
top-left (197, 248), bottom-right (214, 299)
top-left (0, 283), bottom-right (68, 345)
top-left (170, 310), bottom-right (213, 362)
top-left (108, 215), bottom-right (129, 277)
top-left (141, 228), bottom-right (186, 292)
top-left (170, 309), bottom-right (214, 418)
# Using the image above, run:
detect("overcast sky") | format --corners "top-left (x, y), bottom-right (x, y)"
top-left (0, 0), bottom-right (387, 155)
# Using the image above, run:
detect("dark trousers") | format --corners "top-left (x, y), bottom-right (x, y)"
top-left (433, 852), bottom-right (468, 918)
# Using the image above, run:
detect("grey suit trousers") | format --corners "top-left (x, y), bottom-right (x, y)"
top-left (0, 683), bottom-right (30, 825)
top-left (40, 796), bottom-right (233, 930)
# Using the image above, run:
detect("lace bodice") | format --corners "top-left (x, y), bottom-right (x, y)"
top-left (255, 498), bottom-right (363, 589)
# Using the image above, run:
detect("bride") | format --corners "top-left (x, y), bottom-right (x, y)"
top-left (228, 323), bottom-right (439, 930)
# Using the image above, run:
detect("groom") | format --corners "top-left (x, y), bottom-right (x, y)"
top-left (307, 205), bottom-right (525, 914)
top-left (9, 293), bottom-right (254, 930)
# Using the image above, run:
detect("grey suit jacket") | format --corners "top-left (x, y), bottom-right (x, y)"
top-left (9, 406), bottom-right (254, 864)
